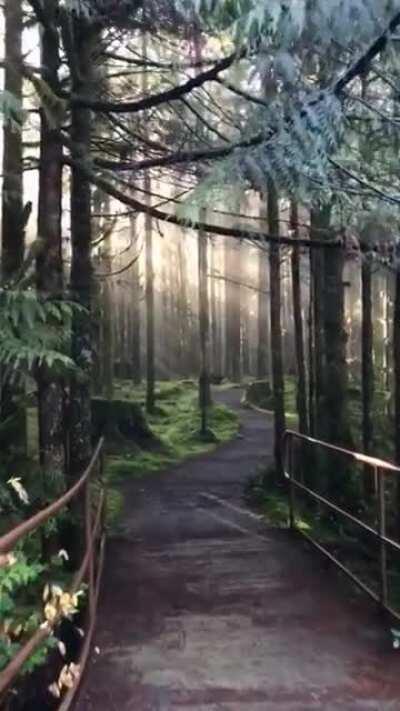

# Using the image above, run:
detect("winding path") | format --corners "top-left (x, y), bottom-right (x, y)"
top-left (77, 389), bottom-right (400, 710)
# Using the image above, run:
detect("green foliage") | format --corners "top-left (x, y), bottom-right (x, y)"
top-left (0, 289), bottom-right (83, 382)
top-left (245, 464), bottom-right (312, 528)
top-left (0, 90), bottom-right (24, 132)
top-left (0, 552), bottom-right (56, 676)
top-left (177, 0), bottom-right (398, 46)
top-left (180, 89), bottom-right (343, 209)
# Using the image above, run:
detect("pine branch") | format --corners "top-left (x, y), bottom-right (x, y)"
top-left (335, 10), bottom-right (400, 95)
top-left (93, 134), bottom-right (265, 172)
top-left (63, 153), bottom-right (341, 250)
top-left (91, 10), bottom-right (400, 175)
top-left (67, 50), bottom-right (244, 113)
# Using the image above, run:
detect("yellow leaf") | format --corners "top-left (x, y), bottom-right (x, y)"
top-left (44, 603), bottom-right (57, 624)
top-left (48, 682), bottom-right (61, 699)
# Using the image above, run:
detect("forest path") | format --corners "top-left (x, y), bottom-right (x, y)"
top-left (77, 388), bottom-right (400, 711)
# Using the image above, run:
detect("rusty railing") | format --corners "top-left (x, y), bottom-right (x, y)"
top-left (0, 437), bottom-right (106, 709)
top-left (283, 429), bottom-right (400, 621)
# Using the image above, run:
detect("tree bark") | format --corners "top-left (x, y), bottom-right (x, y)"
top-left (69, 20), bottom-right (97, 482)
top-left (36, 0), bottom-right (65, 486)
top-left (225, 239), bottom-right (241, 382)
top-left (394, 269), bottom-right (400, 532)
top-left (141, 32), bottom-right (156, 410)
top-left (361, 257), bottom-right (374, 455)
top-left (290, 202), bottom-right (308, 435)
top-left (198, 221), bottom-right (212, 433)
top-left (2, 0), bottom-right (24, 281)
top-left (145, 184), bottom-right (155, 410)
top-left (321, 221), bottom-right (351, 447)
top-left (268, 183), bottom-right (286, 481)
top-left (257, 241), bottom-right (270, 379)
top-left (100, 232), bottom-right (114, 400)
top-left (310, 208), bottom-right (327, 436)
top-left (130, 215), bottom-right (142, 384)
top-left (1, 0), bottom-right (27, 456)
top-left (210, 238), bottom-right (222, 376)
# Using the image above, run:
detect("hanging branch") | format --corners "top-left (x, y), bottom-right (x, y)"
top-left (66, 50), bottom-right (244, 113)
top-left (89, 9), bottom-right (400, 174)
top-left (63, 154), bottom-right (341, 250)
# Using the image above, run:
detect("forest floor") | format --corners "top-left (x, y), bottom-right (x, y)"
top-left (76, 388), bottom-right (400, 711)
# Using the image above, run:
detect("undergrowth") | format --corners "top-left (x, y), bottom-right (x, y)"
top-left (244, 375), bottom-right (394, 457)
top-left (246, 461), bottom-right (400, 612)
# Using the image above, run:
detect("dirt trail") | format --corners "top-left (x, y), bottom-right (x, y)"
top-left (76, 389), bottom-right (400, 711)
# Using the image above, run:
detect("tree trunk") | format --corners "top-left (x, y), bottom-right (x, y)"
top-left (241, 282), bottom-right (251, 377)
top-left (160, 239), bottom-right (169, 379)
top-left (225, 239), bottom-right (241, 382)
top-left (321, 222), bottom-right (351, 447)
top-left (130, 216), bottom-right (142, 385)
top-left (257, 240), bottom-right (270, 379)
top-left (361, 257), bottom-right (374, 454)
top-left (36, 0), bottom-right (65, 487)
top-left (290, 202), bottom-right (308, 435)
top-left (2, 0), bottom-right (24, 281)
top-left (69, 21), bottom-right (97, 482)
top-left (145, 186), bottom-right (155, 410)
top-left (307, 291), bottom-right (315, 440)
top-left (210, 238), bottom-right (222, 376)
top-left (1, 0), bottom-right (27, 456)
top-left (198, 218), bottom-right (211, 433)
top-left (310, 208), bottom-right (327, 436)
top-left (91, 189), bottom-right (103, 394)
top-left (100, 239), bottom-right (114, 401)
top-left (394, 269), bottom-right (400, 532)
top-left (141, 33), bottom-right (156, 410)
top-left (268, 183), bottom-right (286, 481)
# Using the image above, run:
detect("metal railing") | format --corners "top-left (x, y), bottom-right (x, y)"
top-left (0, 437), bottom-right (106, 709)
top-left (283, 429), bottom-right (400, 621)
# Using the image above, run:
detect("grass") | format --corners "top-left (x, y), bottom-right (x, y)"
top-left (106, 379), bottom-right (239, 485)
top-left (245, 467), bottom-right (312, 530)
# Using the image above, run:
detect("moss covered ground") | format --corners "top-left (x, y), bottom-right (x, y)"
top-left (106, 378), bottom-right (239, 484)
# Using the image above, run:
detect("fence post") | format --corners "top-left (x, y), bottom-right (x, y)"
top-left (288, 435), bottom-right (295, 530)
top-left (377, 467), bottom-right (388, 608)
top-left (85, 477), bottom-right (95, 616)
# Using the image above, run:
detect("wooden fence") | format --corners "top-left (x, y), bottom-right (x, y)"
top-left (0, 437), bottom-right (105, 709)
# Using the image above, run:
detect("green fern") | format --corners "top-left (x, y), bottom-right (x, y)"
top-left (0, 290), bottom-right (84, 382)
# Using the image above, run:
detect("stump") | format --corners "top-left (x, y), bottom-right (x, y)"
top-left (91, 398), bottom-right (159, 450)
top-left (244, 380), bottom-right (273, 410)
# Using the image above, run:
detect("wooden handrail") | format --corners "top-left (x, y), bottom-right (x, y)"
top-left (283, 429), bottom-right (400, 621)
top-left (0, 438), bottom-right (106, 707)
top-left (0, 438), bottom-right (104, 556)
